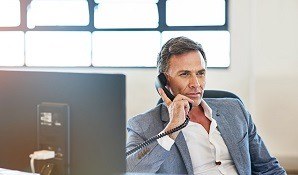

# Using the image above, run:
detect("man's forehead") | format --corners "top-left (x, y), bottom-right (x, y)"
top-left (169, 58), bottom-right (205, 70)
top-left (166, 51), bottom-right (206, 73)
top-left (168, 64), bottom-right (206, 75)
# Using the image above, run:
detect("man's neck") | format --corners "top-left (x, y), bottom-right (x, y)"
top-left (188, 105), bottom-right (211, 133)
top-left (189, 105), bottom-right (205, 119)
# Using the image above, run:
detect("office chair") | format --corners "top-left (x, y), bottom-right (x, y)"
top-left (157, 90), bottom-right (242, 105)
top-left (203, 90), bottom-right (242, 102)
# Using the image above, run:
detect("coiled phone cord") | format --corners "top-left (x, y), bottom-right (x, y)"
top-left (126, 116), bottom-right (190, 156)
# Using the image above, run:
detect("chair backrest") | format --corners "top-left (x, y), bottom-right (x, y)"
top-left (157, 90), bottom-right (242, 105)
top-left (203, 90), bottom-right (242, 102)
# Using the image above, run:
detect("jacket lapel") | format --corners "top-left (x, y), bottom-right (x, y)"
top-left (212, 107), bottom-right (245, 175)
top-left (175, 132), bottom-right (194, 174)
top-left (160, 104), bottom-right (194, 174)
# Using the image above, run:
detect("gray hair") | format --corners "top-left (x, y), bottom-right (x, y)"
top-left (157, 36), bottom-right (207, 73)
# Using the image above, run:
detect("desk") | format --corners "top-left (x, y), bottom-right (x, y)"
top-left (0, 168), bottom-right (38, 175)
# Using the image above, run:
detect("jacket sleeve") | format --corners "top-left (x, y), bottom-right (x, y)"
top-left (126, 117), bottom-right (170, 173)
top-left (238, 100), bottom-right (287, 175)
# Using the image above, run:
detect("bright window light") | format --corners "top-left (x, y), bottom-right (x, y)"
top-left (94, 0), bottom-right (159, 3)
top-left (166, 0), bottom-right (225, 26)
top-left (162, 31), bottom-right (230, 67)
top-left (25, 31), bottom-right (91, 67)
top-left (0, 0), bottom-right (20, 27)
top-left (27, 0), bottom-right (89, 28)
top-left (0, 32), bottom-right (24, 66)
top-left (94, 2), bottom-right (158, 28)
top-left (92, 31), bottom-right (161, 67)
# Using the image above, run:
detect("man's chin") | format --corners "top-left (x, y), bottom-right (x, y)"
top-left (192, 98), bottom-right (203, 106)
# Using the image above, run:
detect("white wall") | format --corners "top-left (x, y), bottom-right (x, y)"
top-left (250, 0), bottom-right (298, 170)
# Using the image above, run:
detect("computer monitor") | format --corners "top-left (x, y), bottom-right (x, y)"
top-left (0, 71), bottom-right (126, 175)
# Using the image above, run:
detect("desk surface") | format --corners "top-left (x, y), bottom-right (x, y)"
top-left (0, 168), bottom-right (39, 175)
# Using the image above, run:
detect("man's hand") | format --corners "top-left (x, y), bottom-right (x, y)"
top-left (158, 88), bottom-right (194, 140)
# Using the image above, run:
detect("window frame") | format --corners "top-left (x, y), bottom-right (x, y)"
top-left (0, 0), bottom-right (229, 68)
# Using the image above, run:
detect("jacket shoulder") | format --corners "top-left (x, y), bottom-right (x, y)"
top-left (127, 104), bottom-right (167, 136)
top-left (204, 98), bottom-right (243, 108)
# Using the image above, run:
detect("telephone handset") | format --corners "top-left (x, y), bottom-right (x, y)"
top-left (155, 73), bottom-right (192, 110)
top-left (126, 73), bottom-right (190, 156)
top-left (155, 73), bottom-right (175, 101)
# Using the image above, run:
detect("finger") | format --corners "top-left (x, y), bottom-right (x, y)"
top-left (184, 101), bottom-right (191, 115)
top-left (174, 94), bottom-right (194, 104)
top-left (177, 98), bottom-right (191, 113)
top-left (158, 88), bottom-right (172, 106)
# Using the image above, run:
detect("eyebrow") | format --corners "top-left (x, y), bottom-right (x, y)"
top-left (177, 69), bottom-right (206, 74)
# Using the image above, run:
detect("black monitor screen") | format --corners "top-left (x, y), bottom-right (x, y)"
top-left (0, 71), bottom-right (126, 175)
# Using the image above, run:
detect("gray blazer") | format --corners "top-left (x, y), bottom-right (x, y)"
top-left (126, 98), bottom-right (286, 175)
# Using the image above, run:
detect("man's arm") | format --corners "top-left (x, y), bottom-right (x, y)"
top-left (126, 118), bottom-right (170, 173)
top-left (238, 100), bottom-right (287, 175)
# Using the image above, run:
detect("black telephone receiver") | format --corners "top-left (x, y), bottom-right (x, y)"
top-left (155, 73), bottom-right (175, 101)
top-left (126, 73), bottom-right (190, 157)
top-left (155, 73), bottom-right (192, 110)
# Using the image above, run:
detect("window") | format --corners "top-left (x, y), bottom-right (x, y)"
top-left (166, 0), bottom-right (226, 26)
top-left (162, 31), bottom-right (230, 67)
top-left (94, 2), bottom-right (159, 29)
top-left (27, 0), bottom-right (89, 28)
top-left (0, 0), bottom-right (20, 27)
top-left (0, 0), bottom-right (229, 68)
top-left (0, 31), bottom-right (24, 66)
top-left (25, 31), bottom-right (91, 66)
top-left (92, 31), bottom-right (160, 67)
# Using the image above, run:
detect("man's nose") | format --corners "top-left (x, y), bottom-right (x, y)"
top-left (189, 75), bottom-right (200, 88)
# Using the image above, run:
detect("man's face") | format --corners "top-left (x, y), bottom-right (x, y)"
top-left (165, 51), bottom-right (206, 106)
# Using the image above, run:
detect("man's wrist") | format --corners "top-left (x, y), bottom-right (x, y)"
top-left (162, 127), bottom-right (180, 140)
top-left (157, 132), bottom-right (175, 151)
top-left (169, 131), bottom-right (180, 140)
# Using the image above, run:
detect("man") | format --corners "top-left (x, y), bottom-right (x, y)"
top-left (126, 36), bottom-right (286, 174)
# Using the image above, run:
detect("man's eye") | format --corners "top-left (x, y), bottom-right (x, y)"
top-left (180, 72), bottom-right (189, 76)
top-left (197, 71), bottom-right (205, 76)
